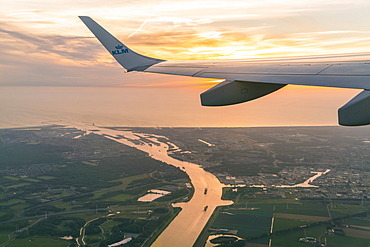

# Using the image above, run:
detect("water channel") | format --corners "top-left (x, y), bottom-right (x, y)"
top-left (71, 124), bottom-right (233, 246)
top-left (277, 169), bottom-right (331, 188)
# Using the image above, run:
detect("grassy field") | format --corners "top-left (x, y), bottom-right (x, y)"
top-left (273, 201), bottom-right (330, 217)
top-left (1, 183), bottom-right (30, 190)
top-left (4, 237), bottom-right (71, 247)
top-left (111, 174), bottom-right (149, 186)
top-left (205, 196), bottom-right (370, 247)
top-left (0, 235), bottom-right (9, 244)
top-left (227, 208), bottom-right (273, 217)
top-left (325, 235), bottom-right (370, 247)
top-left (47, 191), bottom-right (73, 199)
top-left (274, 213), bottom-right (330, 222)
top-left (212, 211), bottom-right (272, 238)
top-left (86, 233), bottom-right (105, 245)
top-left (109, 193), bottom-right (137, 201)
top-left (82, 161), bottom-right (98, 166)
top-left (100, 219), bottom-right (119, 233)
top-left (3, 176), bottom-right (20, 181)
top-left (346, 217), bottom-right (370, 227)
top-left (49, 201), bottom-right (74, 211)
top-left (37, 176), bottom-right (56, 180)
top-left (273, 218), bottom-right (311, 232)
top-left (23, 178), bottom-right (41, 182)
top-left (10, 202), bottom-right (32, 211)
top-left (271, 225), bottom-right (326, 246)
top-left (1, 199), bottom-right (25, 206)
top-left (329, 203), bottom-right (368, 218)
top-left (344, 228), bottom-right (370, 240)
top-left (66, 212), bottom-right (108, 222)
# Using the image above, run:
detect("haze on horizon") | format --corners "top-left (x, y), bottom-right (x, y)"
top-left (1, 0), bottom-right (370, 127)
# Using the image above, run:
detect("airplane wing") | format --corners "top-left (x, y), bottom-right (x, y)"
top-left (79, 16), bottom-right (370, 126)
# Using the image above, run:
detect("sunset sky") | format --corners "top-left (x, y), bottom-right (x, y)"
top-left (1, 0), bottom-right (370, 87)
top-left (1, 0), bottom-right (370, 126)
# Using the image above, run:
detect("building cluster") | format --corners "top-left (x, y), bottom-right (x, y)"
top-left (216, 166), bottom-right (370, 200)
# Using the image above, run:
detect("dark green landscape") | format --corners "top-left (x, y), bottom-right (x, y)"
top-left (0, 126), bottom-right (191, 247)
top-left (1, 125), bottom-right (370, 247)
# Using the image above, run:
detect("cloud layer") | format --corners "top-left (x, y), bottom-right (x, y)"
top-left (1, 0), bottom-right (370, 86)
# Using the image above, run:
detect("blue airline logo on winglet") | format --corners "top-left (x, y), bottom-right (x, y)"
top-left (112, 44), bottom-right (129, 55)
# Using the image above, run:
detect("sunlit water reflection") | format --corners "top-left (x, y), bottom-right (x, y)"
top-left (68, 123), bottom-right (233, 246)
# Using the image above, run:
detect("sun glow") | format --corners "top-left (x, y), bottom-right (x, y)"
top-left (1, 0), bottom-right (370, 87)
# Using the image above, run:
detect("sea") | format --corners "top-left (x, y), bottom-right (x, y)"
top-left (0, 85), bottom-right (362, 129)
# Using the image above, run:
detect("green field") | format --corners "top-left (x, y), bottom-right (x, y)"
top-left (49, 201), bottom-right (74, 211)
top-left (0, 126), bottom-right (190, 247)
top-left (37, 176), bottom-right (56, 180)
top-left (0, 235), bottom-right (8, 243)
top-left (4, 237), bottom-right (71, 247)
top-left (109, 193), bottom-right (137, 201)
top-left (346, 218), bottom-right (370, 227)
top-left (2, 125), bottom-right (370, 247)
top-left (273, 201), bottom-right (330, 217)
top-left (100, 219), bottom-right (120, 232)
top-left (86, 233), bottom-right (105, 245)
top-left (10, 202), bottom-right (32, 211)
top-left (227, 208), bottom-right (273, 217)
top-left (326, 235), bottom-right (370, 247)
top-left (212, 210), bottom-right (272, 238)
top-left (82, 161), bottom-right (98, 166)
top-left (271, 225), bottom-right (370, 247)
top-left (3, 176), bottom-right (20, 181)
top-left (1, 183), bottom-right (30, 190)
top-left (111, 174), bottom-right (149, 186)
top-left (273, 218), bottom-right (311, 232)
top-left (1, 199), bottom-right (25, 206)
top-left (205, 197), bottom-right (370, 247)
top-left (271, 225), bottom-right (326, 247)
top-left (23, 178), bottom-right (41, 182)
top-left (328, 203), bottom-right (368, 219)
top-left (47, 191), bottom-right (73, 199)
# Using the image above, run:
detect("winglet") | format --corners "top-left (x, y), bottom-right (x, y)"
top-left (79, 16), bottom-right (164, 71)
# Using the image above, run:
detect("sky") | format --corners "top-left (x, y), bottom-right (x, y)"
top-left (1, 0), bottom-right (370, 126)
top-left (1, 0), bottom-right (370, 87)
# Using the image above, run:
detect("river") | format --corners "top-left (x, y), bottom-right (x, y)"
top-left (277, 169), bottom-right (331, 188)
top-left (69, 123), bottom-right (233, 246)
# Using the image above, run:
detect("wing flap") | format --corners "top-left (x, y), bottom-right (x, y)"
top-left (338, 90), bottom-right (370, 126)
top-left (200, 80), bottom-right (286, 106)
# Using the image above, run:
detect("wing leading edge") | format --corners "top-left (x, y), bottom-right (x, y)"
top-left (79, 16), bottom-right (370, 126)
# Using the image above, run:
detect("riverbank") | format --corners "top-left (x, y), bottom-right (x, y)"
top-left (69, 124), bottom-right (233, 246)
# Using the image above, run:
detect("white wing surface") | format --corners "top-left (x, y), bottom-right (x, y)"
top-left (79, 16), bottom-right (370, 126)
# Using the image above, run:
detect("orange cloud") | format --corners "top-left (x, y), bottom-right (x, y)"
top-left (117, 77), bottom-right (223, 89)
